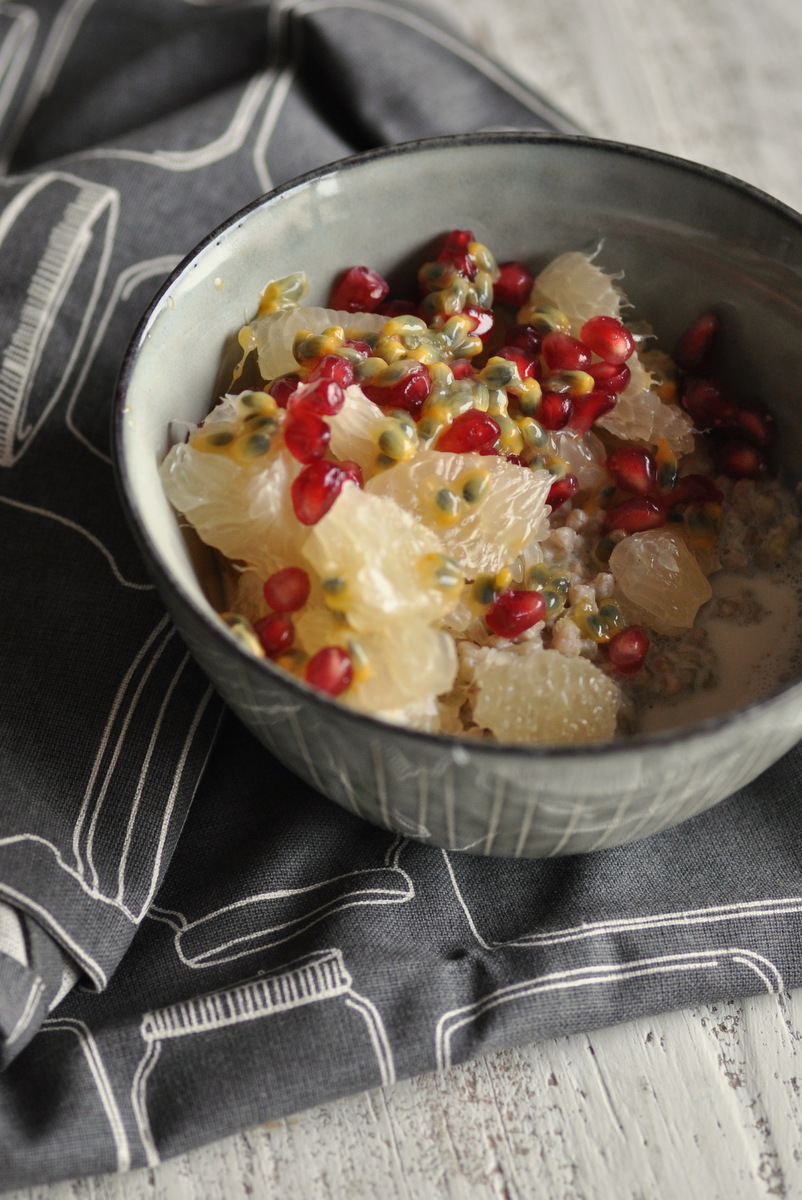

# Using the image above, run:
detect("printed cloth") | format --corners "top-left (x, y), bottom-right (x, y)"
top-left (1, 0), bottom-right (801, 1188)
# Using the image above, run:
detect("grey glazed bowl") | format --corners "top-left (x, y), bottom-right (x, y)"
top-left (114, 132), bottom-right (802, 858)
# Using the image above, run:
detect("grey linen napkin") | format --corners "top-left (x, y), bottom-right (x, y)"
top-left (2, 0), bottom-right (802, 1189)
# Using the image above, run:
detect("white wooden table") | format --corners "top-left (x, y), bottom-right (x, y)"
top-left (13, 2), bottom-right (802, 1196)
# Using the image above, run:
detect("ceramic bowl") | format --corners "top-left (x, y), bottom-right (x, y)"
top-left (113, 132), bottom-right (802, 857)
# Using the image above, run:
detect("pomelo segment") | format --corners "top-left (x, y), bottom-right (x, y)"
top-left (366, 449), bottom-right (552, 576)
top-left (523, 251), bottom-right (624, 333)
top-left (473, 644), bottom-right (621, 744)
top-left (609, 529), bottom-right (713, 633)
top-left (301, 484), bottom-right (462, 632)
top-left (248, 306), bottom-right (386, 379)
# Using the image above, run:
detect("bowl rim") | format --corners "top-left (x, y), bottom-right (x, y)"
top-left (113, 129), bottom-right (802, 763)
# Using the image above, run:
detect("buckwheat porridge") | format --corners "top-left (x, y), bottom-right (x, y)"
top-left (159, 231), bottom-right (802, 743)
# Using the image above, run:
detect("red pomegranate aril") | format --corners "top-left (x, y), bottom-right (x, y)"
top-left (451, 358), bottom-right (475, 380)
top-left (438, 229), bottom-right (476, 279)
top-left (580, 315), bottom-right (635, 364)
top-left (681, 377), bottom-right (739, 429)
top-left (604, 495), bottom-right (666, 534)
top-left (363, 362), bottom-right (432, 417)
top-left (263, 567), bottom-right (311, 613)
top-left (284, 410), bottom-right (331, 463)
top-left (486, 588), bottom-right (546, 638)
top-left (608, 626), bottom-right (650, 674)
top-left (494, 260), bottom-right (534, 306)
top-left (674, 311), bottom-right (719, 372)
top-left (375, 298), bottom-right (418, 317)
top-left (538, 390), bottom-right (574, 431)
top-left (328, 265), bottom-right (389, 313)
top-left (506, 453), bottom-right (527, 467)
top-left (343, 338), bottom-right (372, 359)
top-left (307, 353), bottom-right (355, 387)
top-left (606, 446), bottom-right (658, 495)
top-left (496, 344), bottom-right (540, 379)
top-left (289, 377), bottom-right (346, 417)
top-left (268, 373), bottom-right (301, 407)
top-left (463, 304), bottom-right (495, 338)
top-left (339, 459), bottom-right (364, 488)
top-left (437, 409), bottom-right (500, 453)
top-left (715, 440), bottom-right (767, 480)
top-left (734, 404), bottom-right (777, 447)
top-left (254, 612), bottom-right (295, 657)
top-left (547, 474), bottom-right (579, 510)
top-left (585, 360), bottom-right (631, 393)
top-left (671, 474), bottom-right (723, 506)
top-left (570, 388), bottom-right (616, 435)
top-left (305, 646), bottom-right (354, 696)
top-left (291, 460), bottom-right (346, 525)
top-left (504, 323), bottom-right (542, 357)
top-left (542, 331), bottom-right (592, 371)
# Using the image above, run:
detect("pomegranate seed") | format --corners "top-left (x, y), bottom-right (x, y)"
top-left (486, 588), bottom-right (546, 638)
top-left (504, 323), bottom-right (542, 357)
top-left (580, 316), bottom-right (635, 364)
top-left (542, 331), bottom-right (591, 371)
top-left (585, 360), bottom-right (631, 393)
top-left (362, 363), bottom-right (432, 417)
top-left (496, 345), bottom-right (540, 379)
top-left (604, 495), bottom-right (666, 534)
top-left (339, 459), bottom-right (364, 488)
top-left (328, 265), bottom-right (389, 313)
top-left (734, 404), bottom-right (777, 447)
top-left (570, 388), bottom-right (616, 434)
top-left (463, 304), bottom-right (495, 338)
top-left (671, 474), bottom-right (723, 505)
top-left (263, 567), bottom-right (311, 612)
top-left (715, 440), bottom-right (767, 480)
top-left (289, 378), bottom-right (345, 417)
top-left (438, 229), bottom-right (476, 279)
top-left (494, 260), bottom-right (534, 306)
top-left (606, 446), bottom-right (658, 495)
top-left (451, 358), bottom-right (475, 380)
top-left (681, 377), bottom-right (739, 430)
top-left (437, 410), bottom-right (500, 453)
top-left (268, 374), bottom-right (301, 407)
top-left (506, 453), bottom-right (526, 467)
top-left (284, 410), bottom-right (330, 463)
top-left (254, 612), bottom-right (294, 657)
top-left (305, 646), bottom-right (354, 695)
top-left (343, 338), bottom-right (371, 359)
top-left (291, 460), bottom-right (346, 525)
top-left (674, 311), bottom-right (718, 373)
top-left (608, 626), bottom-right (650, 674)
top-left (538, 390), bottom-right (573, 431)
top-left (547, 474), bottom-right (579, 509)
top-left (307, 353), bottom-right (354, 387)
top-left (375, 298), bottom-right (418, 317)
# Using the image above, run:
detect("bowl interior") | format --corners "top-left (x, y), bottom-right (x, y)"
top-left (120, 134), bottom-right (802, 655)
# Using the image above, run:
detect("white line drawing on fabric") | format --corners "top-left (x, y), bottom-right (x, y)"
top-left (0, 495), bottom-right (154, 590)
top-left (5, 976), bottom-right (44, 1048)
top-left (65, 254), bottom-right (182, 462)
top-left (442, 848), bottom-right (802, 953)
top-left (434, 947), bottom-right (784, 1071)
top-left (0, 0), bottom-right (98, 171)
top-left (269, 0), bottom-right (580, 134)
top-left (131, 948), bottom-right (395, 1166)
top-left (40, 1016), bottom-right (131, 1172)
top-left (0, 619), bottom-right (216, 984)
top-left (0, 170), bottom-right (118, 465)
top-left (84, 71), bottom-right (277, 172)
top-left (147, 836), bottom-right (413, 967)
top-left (0, 6), bottom-right (38, 126)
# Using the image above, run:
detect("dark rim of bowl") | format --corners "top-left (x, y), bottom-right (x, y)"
top-left (113, 129), bottom-right (802, 764)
